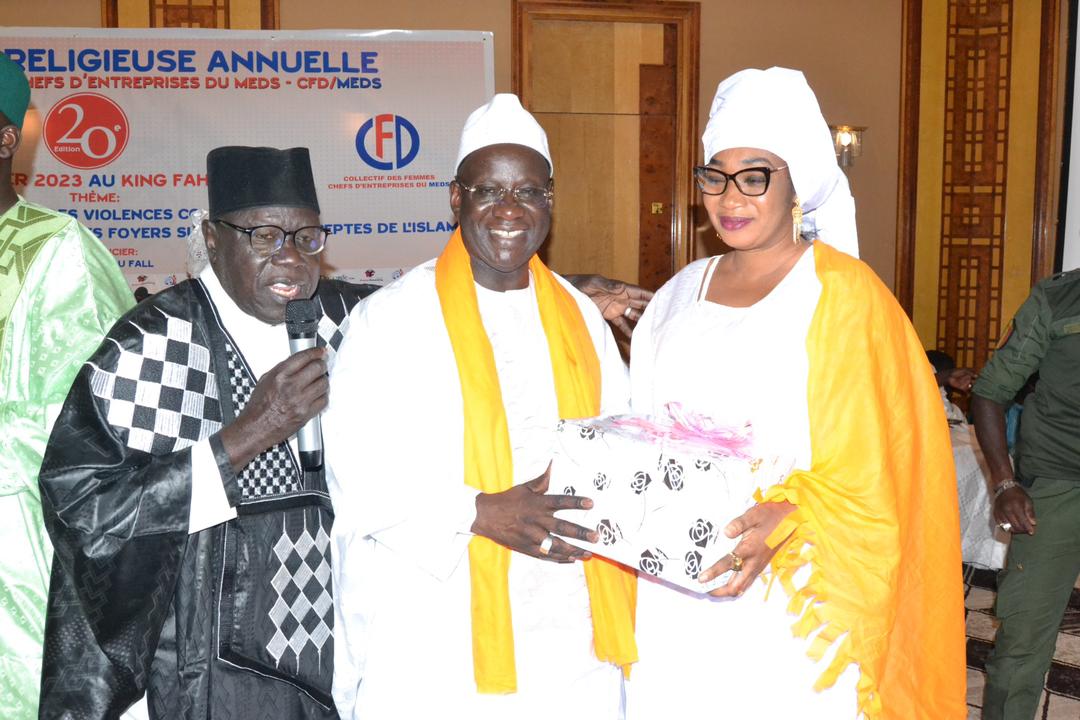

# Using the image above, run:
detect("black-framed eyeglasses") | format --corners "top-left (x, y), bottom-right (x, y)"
top-left (213, 219), bottom-right (329, 257)
top-left (693, 165), bottom-right (789, 197)
top-left (454, 178), bottom-right (554, 208)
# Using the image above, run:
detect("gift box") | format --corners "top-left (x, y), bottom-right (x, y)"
top-left (549, 405), bottom-right (792, 593)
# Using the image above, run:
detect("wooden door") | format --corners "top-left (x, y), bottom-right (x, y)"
top-left (513, 1), bottom-right (699, 290)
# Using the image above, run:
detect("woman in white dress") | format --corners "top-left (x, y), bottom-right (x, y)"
top-left (626, 68), bottom-right (967, 719)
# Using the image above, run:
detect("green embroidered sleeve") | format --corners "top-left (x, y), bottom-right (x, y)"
top-left (0, 207), bottom-right (133, 718)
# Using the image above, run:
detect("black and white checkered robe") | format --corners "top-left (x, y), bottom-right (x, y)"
top-left (38, 278), bottom-right (375, 720)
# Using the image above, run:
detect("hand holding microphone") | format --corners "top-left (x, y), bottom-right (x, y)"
top-left (219, 299), bottom-right (328, 474)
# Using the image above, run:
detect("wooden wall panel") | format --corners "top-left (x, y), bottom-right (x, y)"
top-left (911, 0), bottom-right (948, 341)
top-left (529, 21), bottom-right (616, 113)
top-left (155, 2), bottom-right (230, 29)
top-left (537, 114), bottom-right (641, 281)
top-left (104, 0), bottom-right (275, 27)
top-left (934, 0), bottom-right (1011, 370)
top-left (940, 244), bottom-right (994, 366)
top-left (638, 25), bottom-right (676, 292)
top-left (1031, 0), bottom-right (1070, 282)
top-left (900, 0), bottom-right (1064, 371)
top-left (614, 23), bottom-right (664, 114)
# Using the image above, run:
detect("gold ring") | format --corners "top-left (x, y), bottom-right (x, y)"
top-left (539, 535), bottom-right (554, 556)
top-left (730, 552), bottom-right (744, 573)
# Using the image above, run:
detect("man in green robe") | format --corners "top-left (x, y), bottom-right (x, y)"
top-left (0, 52), bottom-right (134, 718)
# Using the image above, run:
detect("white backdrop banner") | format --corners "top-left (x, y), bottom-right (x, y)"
top-left (1, 28), bottom-right (493, 292)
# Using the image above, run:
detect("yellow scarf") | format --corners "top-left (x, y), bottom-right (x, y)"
top-left (435, 228), bottom-right (638, 694)
top-left (759, 242), bottom-right (966, 719)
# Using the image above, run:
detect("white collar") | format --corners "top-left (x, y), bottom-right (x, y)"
top-left (199, 264), bottom-right (290, 381)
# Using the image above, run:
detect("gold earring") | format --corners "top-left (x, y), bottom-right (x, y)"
top-left (792, 197), bottom-right (803, 244)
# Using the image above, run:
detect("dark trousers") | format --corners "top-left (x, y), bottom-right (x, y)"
top-left (984, 477), bottom-right (1080, 720)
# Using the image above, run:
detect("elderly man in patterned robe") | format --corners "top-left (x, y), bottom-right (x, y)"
top-left (38, 146), bottom-right (375, 719)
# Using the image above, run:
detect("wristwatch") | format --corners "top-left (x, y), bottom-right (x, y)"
top-left (993, 479), bottom-right (1020, 500)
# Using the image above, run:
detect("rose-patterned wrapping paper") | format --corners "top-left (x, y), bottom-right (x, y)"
top-left (549, 412), bottom-right (792, 593)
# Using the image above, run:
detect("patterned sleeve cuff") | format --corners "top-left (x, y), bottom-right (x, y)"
top-left (210, 432), bottom-right (242, 507)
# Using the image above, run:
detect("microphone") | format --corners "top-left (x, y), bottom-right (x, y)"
top-left (285, 298), bottom-right (324, 471)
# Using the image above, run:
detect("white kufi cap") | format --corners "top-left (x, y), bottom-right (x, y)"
top-left (455, 93), bottom-right (553, 176)
top-left (702, 67), bottom-right (859, 258)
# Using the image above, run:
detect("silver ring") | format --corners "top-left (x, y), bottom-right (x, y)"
top-left (999, 522), bottom-right (1013, 533)
top-left (538, 535), bottom-right (554, 556)
top-left (623, 306), bottom-right (633, 319)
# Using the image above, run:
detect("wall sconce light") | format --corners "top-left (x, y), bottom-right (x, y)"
top-left (829, 125), bottom-right (866, 168)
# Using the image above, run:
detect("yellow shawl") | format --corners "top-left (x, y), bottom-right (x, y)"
top-left (435, 228), bottom-right (638, 694)
top-left (759, 242), bottom-right (966, 719)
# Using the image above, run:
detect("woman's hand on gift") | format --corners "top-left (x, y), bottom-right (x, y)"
top-left (471, 465), bottom-right (600, 563)
top-left (699, 501), bottom-right (797, 597)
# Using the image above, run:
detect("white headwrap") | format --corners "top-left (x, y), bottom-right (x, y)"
top-left (702, 67), bottom-right (859, 258)
top-left (454, 93), bottom-right (553, 176)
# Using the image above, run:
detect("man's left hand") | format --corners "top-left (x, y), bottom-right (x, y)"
top-left (698, 501), bottom-right (797, 597)
top-left (565, 274), bottom-right (653, 339)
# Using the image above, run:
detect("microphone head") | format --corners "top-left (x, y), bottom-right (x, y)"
top-left (286, 298), bottom-right (322, 336)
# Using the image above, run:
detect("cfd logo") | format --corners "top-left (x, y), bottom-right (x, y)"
top-left (355, 114), bottom-right (420, 171)
top-left (42, 93), bottom-right (130, 170)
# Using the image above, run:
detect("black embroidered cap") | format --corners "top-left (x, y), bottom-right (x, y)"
top-left (207, 146), bottom-right (320, 217)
